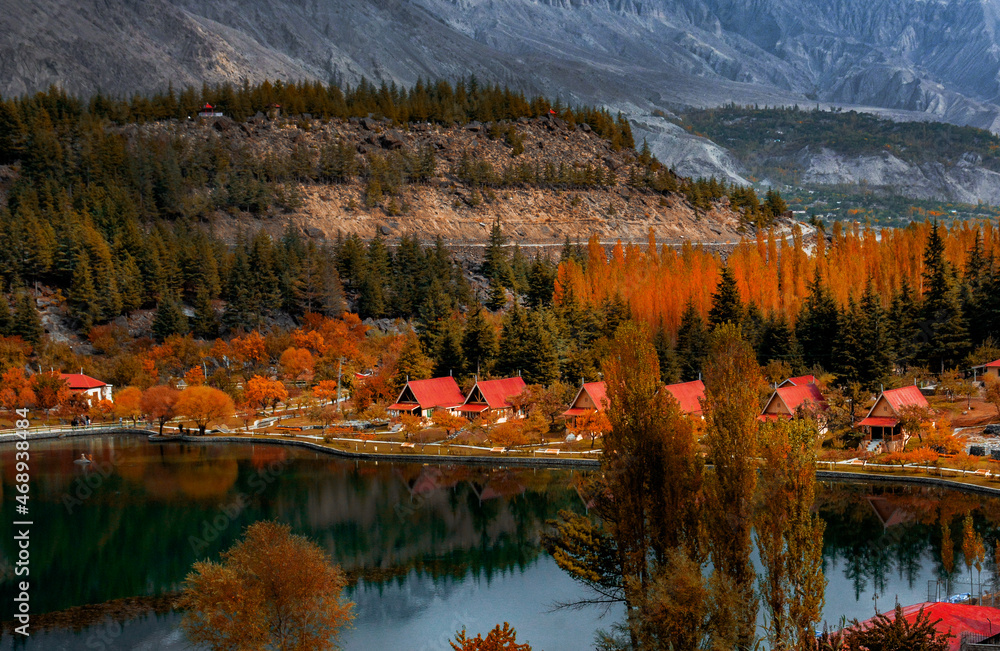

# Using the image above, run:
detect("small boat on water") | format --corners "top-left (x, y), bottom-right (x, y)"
top-left (73, 454), bottom-right (93, 465)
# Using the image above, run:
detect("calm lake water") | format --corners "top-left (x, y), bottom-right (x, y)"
top-left (1, 434), bottom-right (997, 650)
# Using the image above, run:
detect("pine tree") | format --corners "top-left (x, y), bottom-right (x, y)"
top-left (482, 216), bottom-right (511, 284)
top-left (192, 285), bottom-right (219, 339)
top-left (486, 275), bottom-right (507, 311)
top-left (433, 318), bottom-right (465, 378)
top-left (0, 293), bottom-right (13, 336)
top-left (857, 280), bottom-right (891, 392)
top-left (11, 291), bottom-right (43, 345)
top-left (757, 311), bottom-right (800, 368)
top-left (496, 304), bottom-right (530, 378)
top-left (887, 281), bottom-right (920, 370)
top-left (832, 298), bottom-right (863, 388)
top-left (795, 274), bottom-right (840, 371)
top-left (68, 253), bottom-right (101, 330)
top-left (708, 266), bottom-right (743, 328)
top-left (152, 292), bottom-right (189, 342)
top-left (676, 300), bottom-right (708, 381)
top-left (526, 256), bottom-right (556, 307)
top-left (653, 326), bottom-right (681, 384)
top-left (222, 246), bottom-right (255, 332)
top-left (920, 222), bottom-right (971, 370)
top-left (462, 303), bottom-right (498, 377)
top-left (522, 310), bottom-right (560, 385)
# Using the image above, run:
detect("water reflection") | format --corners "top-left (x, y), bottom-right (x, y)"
top-left (1, 436), bottom-right (999, 647)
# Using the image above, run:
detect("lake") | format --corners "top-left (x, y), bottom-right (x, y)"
top-left (1, 434), bottom-right (996, 650)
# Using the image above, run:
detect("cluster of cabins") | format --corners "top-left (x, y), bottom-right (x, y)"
top-left (388, 371), bottom-right (932, 452)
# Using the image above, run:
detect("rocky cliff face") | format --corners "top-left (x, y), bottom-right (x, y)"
top-left (7, 0), bottom-right (1000, 203)
top-left (6, 0), bottom-right (1000, 131)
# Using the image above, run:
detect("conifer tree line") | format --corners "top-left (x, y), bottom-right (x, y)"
top-left (556, 219), bottom-right (1000, 391)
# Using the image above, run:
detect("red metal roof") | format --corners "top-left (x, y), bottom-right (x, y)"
top-left (859, 416), bottom-right (899, 427)
top-left (393, 377), bottom-right (465, 410)
top-left (388, 403), bottom-right (419, 411)
top-left (882, 385), bottom-right (930, 412)
top-left (776, 383), bottom-right (826, 413)
top-left (779, 374), bottom-right (817, 387)
top-left (466, 377), bottom-right (527, 409)
top-left (664, 380), bottom-right (705, 415)
top-left (985, 358), bottom-right (1000, 368)
top-left (59, 373), bottom-right (107, 390)
top-left (564, 381), bottom-right (608, 418)
top-left (854, 603), bottom-right (1000, 651)
top-left (582, 382), bottom-right (607, 410)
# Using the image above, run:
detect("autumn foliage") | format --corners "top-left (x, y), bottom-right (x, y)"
top-left (140, 385), bottom-right (181, 436)
top-left (555, 221), bottom-right (997, 337)
top-left (179, 521), bottom-right (354, 650)
top-left (176, 386), bottom-right (235, 435)
top-left (451, 623), bottom-right (532, 651)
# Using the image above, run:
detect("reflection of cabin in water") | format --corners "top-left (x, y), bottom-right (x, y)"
top-left (866, 495), bottom-right (915, 529)
top-left (760, 383), bottom-right (826, 421)
top-left (457, 377), bottom-right (526, 422)
top-left (858, 386), bottom-right (930, 453)
top-left (563, 381), bottom-right (607, 426)
top-left (388, 377), bottom-right (465, 418)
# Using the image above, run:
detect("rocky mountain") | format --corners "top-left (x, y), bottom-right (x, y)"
top-left (5, 0), bottom-right (1000, 128)
top-left (7, 0), bottom-right (1000, 204)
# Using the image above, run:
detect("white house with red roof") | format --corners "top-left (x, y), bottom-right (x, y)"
top-left (972, 358), bottom-right (1000, 380)
top-left (388, 377), bottom-right (465, 418)
top-left (457, 377), bottom-right (527, 422)
top-left (858, 385), bottom-right (930, 452)
top-left (760, 383), bottom-right (826, 421)
top-left (563, 381), bottom-right (608, 426)
top-left (59, 373), bottom-right (113, 403)
top-left (663, 380), bottom-right (706, 417)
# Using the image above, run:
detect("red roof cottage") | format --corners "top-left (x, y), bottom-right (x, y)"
top-left (778, 374), bottom-right (817, 388)
top-left (388, 377), bottom-right (465, 418)
top-left (858, 385), bottom-right (930, 452)
top-left (458, 377), bottom-right (527, 422)
top-left (974, 358), bottom-right (1000, 380)
top-left (59, 373), bottom-right (113, 403)
top-left (663, 380), bottom-right (706, 417)
top-left (563, 381), bottom-right (608, 426)
top-left (760, 383), bottom-right (826, 421)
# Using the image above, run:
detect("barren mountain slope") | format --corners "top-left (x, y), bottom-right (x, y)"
top-left (138, 115), bottom-right (757, 246)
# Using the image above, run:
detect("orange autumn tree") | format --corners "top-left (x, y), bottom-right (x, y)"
top-left (432, 410), bottom-right (468, 439)
top-left (113, 387), bottom-right (142, 426)
top-left (140, 385), bottom-right (181, 435)
top-left (0, 368), bottom-right (36, 413)
top-left (176, 386), bottom-right (235, 436)
top-left (184, 366), bottom-right (206, 387)
top-left (243, 375), bottom-right (289, 414)
top-left (179, 521), bottom-right (353, 651)
top-left (279, 347), bottom-right (315, 381)
top-left (491, 420), bottom-right (528, 449)
top-left (451, 623), bottom-right (532, 651)
top-left (230, 331), bottom-right (268, 374)
top-left (313, 380), bottom-right (341, 405)
top-left (555, 221), bottom-right (998, 339)
top-left (569, 409), bottom-right (611, 449)
top-left (31, 372), bottom-right (71, 415)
